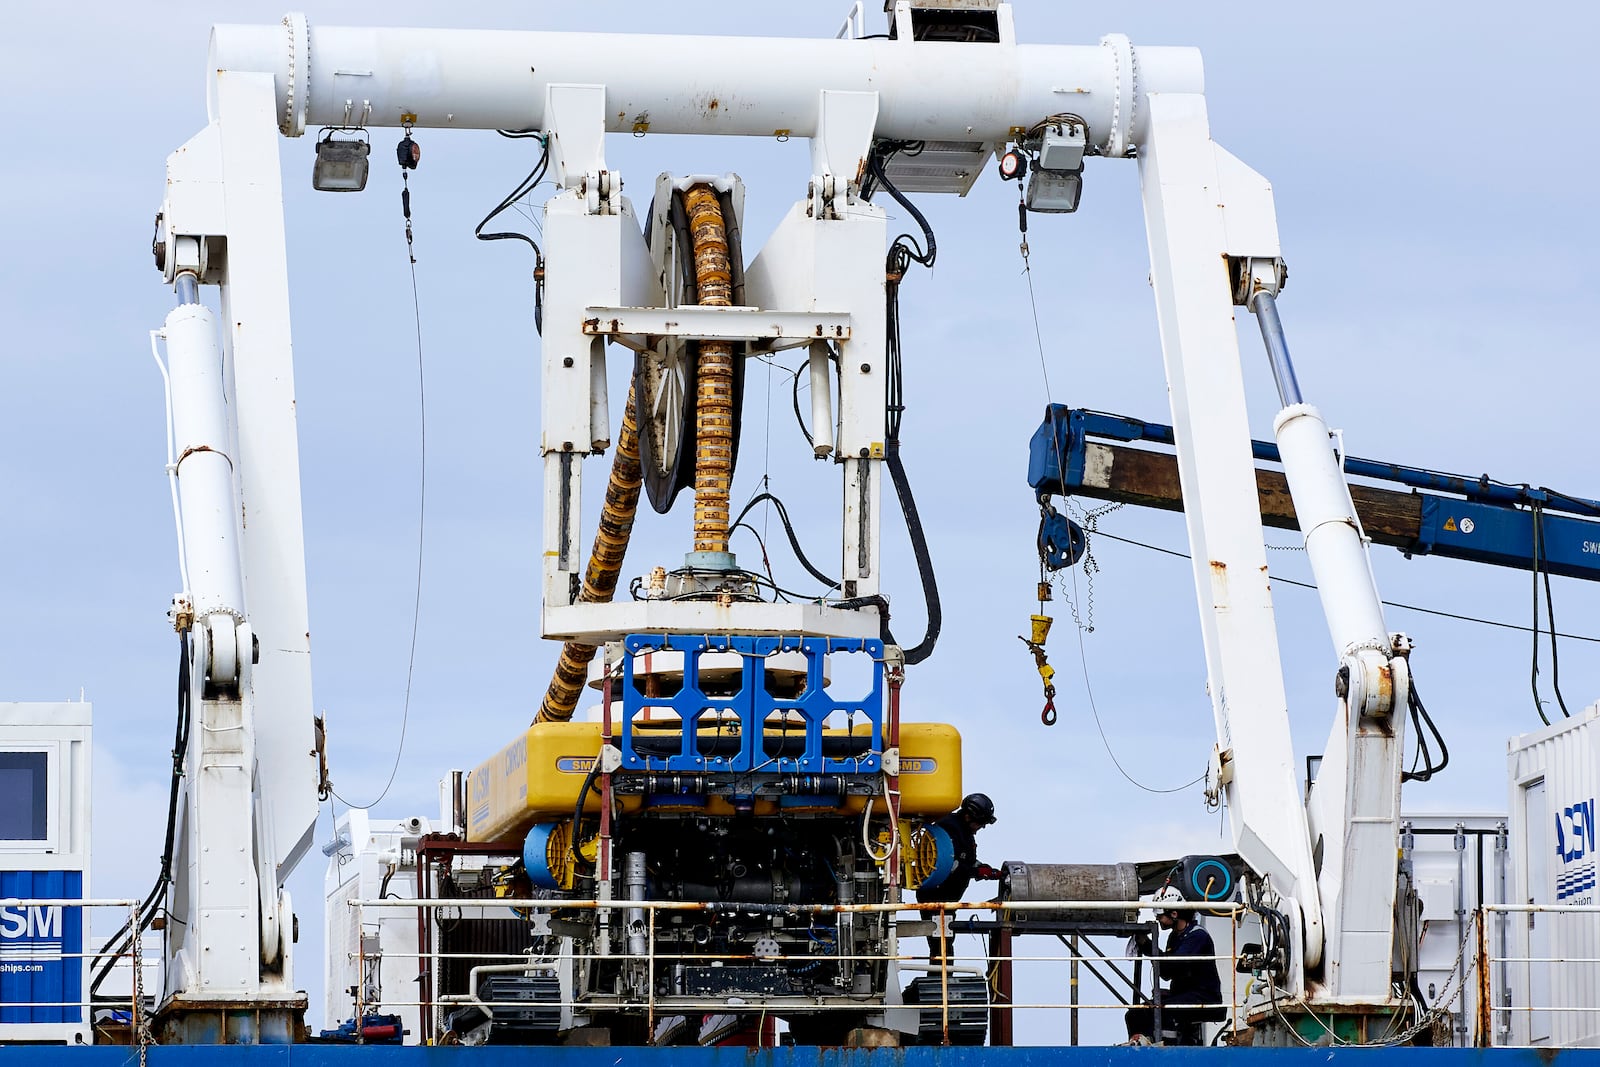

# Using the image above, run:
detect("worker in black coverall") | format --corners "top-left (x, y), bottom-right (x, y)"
top-left (915, 793), bottom-right (1000, 966)
top-left (1123, 904), bottom-right (1225, 1045)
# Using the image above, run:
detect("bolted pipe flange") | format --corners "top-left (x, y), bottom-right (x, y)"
top-left (280, 13), bottom-right (310, 137)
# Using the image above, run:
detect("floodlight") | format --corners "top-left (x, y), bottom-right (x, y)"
top-left (312, 133), bottom-right (370, 192)
top-left (1025, 168), bottom-right (1083, 214)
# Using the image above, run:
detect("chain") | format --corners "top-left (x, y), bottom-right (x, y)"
top-left (1386, 910), bottom-right (1480, 1045)
top-left (132, 904), bottom-right (152, 1063)
top-left (1259, 910), bottom-right (1480, 1047)
top-left (1055, 500), bottom-right (1123, 632)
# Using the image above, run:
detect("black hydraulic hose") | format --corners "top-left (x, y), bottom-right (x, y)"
top-left (731, 492), bottom-right (839, 590)
top-left (791, 364), bottom-right (815, 449)
top-left (865, 143), bottom-right (937, 268)
top-left (835, 594), bottom-right (895, 648)
top-left (1537, 506), bottom-right (1573, 719)
top-left (864, 140), bottom-right (942, 664)
top-left (884, 439), bottom-right (941, 665)
top-left (1401, 675), bottom-right (1449, 783)
top-left (475, 131), bottom-right (550, 333)
top-left (569, 755), bottom-right (603, 871)
top-left (93, 631), bottom-right (192, 997)
top-left (1529, 504), bottom-right (1553, 725)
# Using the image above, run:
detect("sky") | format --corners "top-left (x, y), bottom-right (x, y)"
top-left (2, 0), bottom-right (1598, 1043)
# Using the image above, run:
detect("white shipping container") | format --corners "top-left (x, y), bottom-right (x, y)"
top-left (1401, 813), bottom-right (1507, 1047)
top-left (1505, 703), bottom-right (1600, 1048)
top-left (322, 809), bottom-right (432, 1041)
top-left (0, 702), bottom-right (92, 1046)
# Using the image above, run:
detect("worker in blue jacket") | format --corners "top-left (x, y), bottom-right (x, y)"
top-left (1124, 899), bottom-right (1225, 1045)
top-left (916, 793), bottom-right (1000, 964)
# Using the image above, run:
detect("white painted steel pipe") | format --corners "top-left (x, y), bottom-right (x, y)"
top-left (588, 347), bottom-right (610, 452)
top-left (209, 20), bottom-right (1203, 148)
top-left (165, 303), bottom-right (246, 621)
top-left (1272, 403), bottom-right (1389, 658)
top-left (808, 340), bottom-right (834, 458)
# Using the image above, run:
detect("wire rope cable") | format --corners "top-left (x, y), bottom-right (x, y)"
top-left (1015, 229), bottom-right (1202, 794)
top-left (1084, 527), bottom-right (1600, 644)
top-left (331, 179), bottom-right (427, 811)
top-left (148, 330), bottom-right (191, 598)
top-left (1070, 572), bottom-right (1206, 795)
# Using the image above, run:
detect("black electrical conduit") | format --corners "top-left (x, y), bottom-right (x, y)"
top-left (91, 631), bottom-right (192, 999)
top-left (863, 139), bottom-right (942, 665)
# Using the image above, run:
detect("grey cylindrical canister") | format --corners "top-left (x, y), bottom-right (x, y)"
top-left (449, 770), bottom-right (467, 836)
top-left (1001, 862), bottom-right (1140, 923)
top-left (625, 852), bottom-right (649, 958)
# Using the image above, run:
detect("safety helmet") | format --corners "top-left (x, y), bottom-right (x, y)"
top-left (1153, 885), bottom-right (1196, 922)
top-left (960, 793), bottom-right (997, 826)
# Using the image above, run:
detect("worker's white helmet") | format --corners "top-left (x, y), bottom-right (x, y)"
top-left (1140, 884), bottom-right (1187, 922)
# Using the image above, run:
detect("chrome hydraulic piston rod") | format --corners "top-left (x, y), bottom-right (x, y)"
top-left (1248, 290), bottom-right (1303, 408)
top-left (1248, 288), bottom-right (1392, 680)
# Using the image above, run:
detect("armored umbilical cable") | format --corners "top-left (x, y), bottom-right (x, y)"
top-left (537, 183), bottom-right (734, 720)
top-left (537, 388), bottom-right (643, 722)
top-left (684, 185), bottom-right (736, 554)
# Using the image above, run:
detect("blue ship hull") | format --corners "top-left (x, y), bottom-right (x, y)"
top-left (0, 1049), bottom-right (1587, 1066)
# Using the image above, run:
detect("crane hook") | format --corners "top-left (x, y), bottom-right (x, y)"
top-left (1019, 631), bottom-right (1058, 727)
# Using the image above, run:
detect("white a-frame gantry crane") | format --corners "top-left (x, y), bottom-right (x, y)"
top-left (146, 3), bottom-right (1412, 1042)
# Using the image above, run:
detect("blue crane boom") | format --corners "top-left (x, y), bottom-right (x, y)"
top-left (1028, 404), bottom-right (1600, 581)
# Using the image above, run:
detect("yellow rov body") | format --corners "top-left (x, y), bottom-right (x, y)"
top-left (467, 719), bottom-right (963, 843)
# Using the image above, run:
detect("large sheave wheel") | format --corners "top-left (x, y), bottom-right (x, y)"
top-left (637, 186), bottom-right (744, 514)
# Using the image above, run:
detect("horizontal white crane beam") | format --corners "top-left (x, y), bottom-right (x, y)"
top-left (582, 306), bottom-right (850, 351)
top-left (210, 18), bottom-right (1201, 150)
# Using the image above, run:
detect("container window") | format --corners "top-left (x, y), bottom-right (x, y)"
top-left (0, 750), bottom-right (49, 840)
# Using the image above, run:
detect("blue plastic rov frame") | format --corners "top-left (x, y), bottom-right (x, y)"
top-left (619, 634), bottom-right (885, 776)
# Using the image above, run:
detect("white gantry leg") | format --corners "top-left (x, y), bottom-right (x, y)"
top-left (154, 68), bottom-right (318, 1026)
top-left (1137, 91), bottom-right (1324, 982)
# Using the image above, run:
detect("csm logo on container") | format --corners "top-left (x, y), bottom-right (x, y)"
top-left (1556, 797), bottom-right (1597, 903)
top-left (0, 903), bottom-right (64, 961)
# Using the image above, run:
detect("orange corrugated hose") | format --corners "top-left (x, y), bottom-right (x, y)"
top-left (683, 185), bottom-right (735, 556)
top-left (536, 183), bottom-right (735, 722)
top-left (536, 387), bottom-right (642, 722)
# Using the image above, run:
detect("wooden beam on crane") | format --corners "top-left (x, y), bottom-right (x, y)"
top-left (1073, 440), bottom-right (1425, 550)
